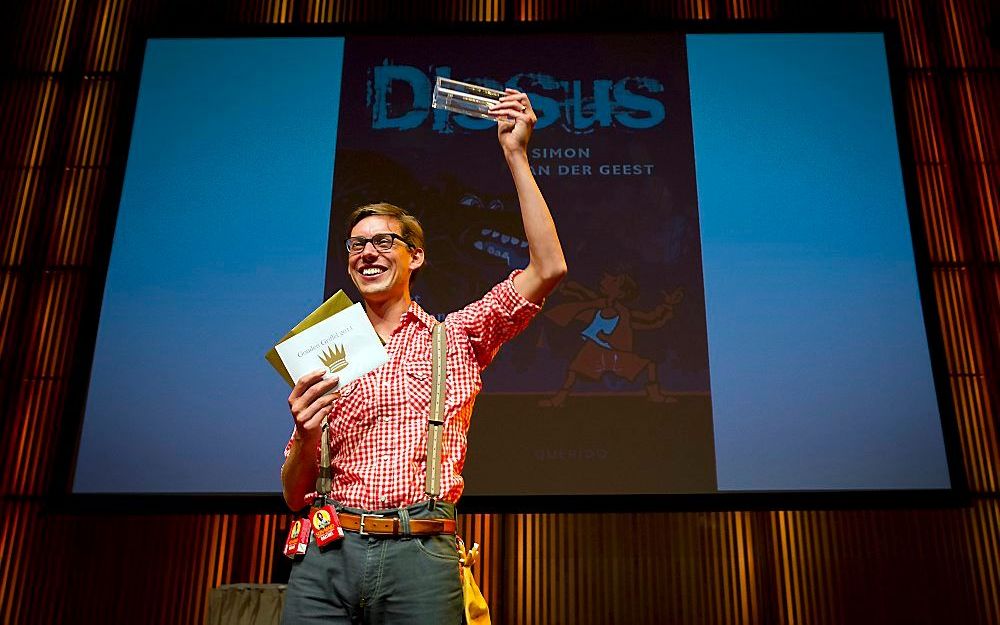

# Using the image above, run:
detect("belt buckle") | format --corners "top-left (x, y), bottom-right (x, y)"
top-left (358, 513), bottom-right (384, 536)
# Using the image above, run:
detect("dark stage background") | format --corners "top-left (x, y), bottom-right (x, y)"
top-left (2, 1), bottom-right (999, 624)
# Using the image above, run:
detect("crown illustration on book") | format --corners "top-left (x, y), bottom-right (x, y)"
top-left (319, 344), bottom-right (348, 373)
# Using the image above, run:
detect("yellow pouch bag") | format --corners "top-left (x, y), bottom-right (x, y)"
top-left (458, 538), bottom-right (491, 625)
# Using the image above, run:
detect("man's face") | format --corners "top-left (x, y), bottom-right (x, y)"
top-left (347, 215), bottom-right (423, 304)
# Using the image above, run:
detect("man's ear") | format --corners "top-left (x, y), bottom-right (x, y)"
top-left (409, 247), bottom-right (425, 272)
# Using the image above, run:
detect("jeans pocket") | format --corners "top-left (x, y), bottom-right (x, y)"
top-left (414, 534), bottom-right (460, 563)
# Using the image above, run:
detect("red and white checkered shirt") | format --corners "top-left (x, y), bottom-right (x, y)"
top-left (285, 271), bottom-right (540, 510)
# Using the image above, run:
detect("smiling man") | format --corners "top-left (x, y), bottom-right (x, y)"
top-left (280, 89), bottom-right (566, 624)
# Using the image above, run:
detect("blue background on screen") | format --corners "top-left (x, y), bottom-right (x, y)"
top-left (73, 38), bottom-right (345, 492)
top-left (687, 34), bottom-right (950, 490)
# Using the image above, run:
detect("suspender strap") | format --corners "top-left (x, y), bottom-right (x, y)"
top-left (315, 416), bottom-right (332, 500)
top-left (425, 322), bottom-right (447, 501)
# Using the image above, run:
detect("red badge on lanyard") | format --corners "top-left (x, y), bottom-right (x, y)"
top-left (283, 516), bottom-right (312, 559)
top-left (311, 505), bottom-right (344, 547)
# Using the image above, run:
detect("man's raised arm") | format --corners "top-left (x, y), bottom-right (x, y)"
top-left (489, 89), bottom-right (567, 304)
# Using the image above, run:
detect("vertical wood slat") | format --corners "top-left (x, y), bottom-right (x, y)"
top-left (933, 268), bottom-right (985, 375)
top-left (951, 374), bottom-right (999, 493)
top-left (24, 272), bottom-right (85, 380)
top-left (969, 500), bottom-right (1000, 622)
top-left (905, 73), bottom-right (972, 263)
top-left (0, 272), bottom-right (22, 363)
top-left (515, 0), bottom-right (717, 21)
top-left (456, 512), bottom-right (503, 618)
top-left (46, 169), bottom-right (105, 266)
top-left (905, 77), bottom-right (946, 174)
top-left (725, 0), bottom-right (775, 20)
top-left (990, 266), bottom-right (1000, 371)
top-left (46, 77), bottom-right (119, 267)
top-left (10, 0), bottom-right (81, 73)
top-left (765, 509), bottom-right (993, 625)
top-left (0, 271), bottom-right (86, 496)
top-left (0, 273), bottom-right (80, 502)
top-left (3, 166), bottom-right (46, 267)
top-left (970, 163), bottom-right (1000, 263)
top-left (64, 75), bottom-right (112, 172)
top-left (84, 0), bottom-right (134, 73)
top-left (490, 511), bottom-right (780, 625)
top-left (0, 510), bottom-right (286, 624)
top-left (0, 502), bottom-right (28, 624)
top-left (1, 79), bottom-right (64, 267)
top-left (950, 74), bottom-right (999, 164)
top-left (949, 74), bottom-right (1000, 262)
top-left (883, 0), bottom-right (934, 68)
top-left (940, 0), bottom-right (1000, 69)
top-left (913, 164), bottom-right (966, 263)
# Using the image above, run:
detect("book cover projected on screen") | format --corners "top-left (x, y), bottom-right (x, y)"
top-left (327, 34), bottom-right (716, 495)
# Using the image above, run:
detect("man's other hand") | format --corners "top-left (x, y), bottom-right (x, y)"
top-left (288, 370), bottom-right (340, 443)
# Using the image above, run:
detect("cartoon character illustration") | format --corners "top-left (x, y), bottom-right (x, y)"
top-left (540, 271), bottom-right (684, 407)
top-left (312, 509), bottom-right (332, 530)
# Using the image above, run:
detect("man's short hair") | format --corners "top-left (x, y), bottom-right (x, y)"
top-left (346, 203), bottom-right (425, 250)
top-left (346, 203), bottom-right (425, 283)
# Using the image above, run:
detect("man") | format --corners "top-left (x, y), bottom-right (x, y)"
top-left (281, 89), bottom-right (566, 624)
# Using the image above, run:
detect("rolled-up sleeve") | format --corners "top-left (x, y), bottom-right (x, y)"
top-left (448, 270), bottom-right (543, 370)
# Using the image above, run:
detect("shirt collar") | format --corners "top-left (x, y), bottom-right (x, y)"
top-left (402, 300), bottom-right (437, 333)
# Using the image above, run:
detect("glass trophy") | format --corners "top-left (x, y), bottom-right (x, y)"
top-left (431, 77), bottom-right (505, 121)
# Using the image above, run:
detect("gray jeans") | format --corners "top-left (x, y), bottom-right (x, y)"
top-left (281, 500), bottom-right (464, 625)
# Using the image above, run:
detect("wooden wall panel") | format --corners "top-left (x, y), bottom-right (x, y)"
top-left (906, 73), bottom-right (969, 263)
top-left (951, 374), bottom-right (999, 492)
top-left (883, 0), bottom-right (934, 68)
top-left (516, 0), bottom-right (715, 22)
top-left (0, 503), bottom-right (287, 625)
top-left (0, 377), bottom-right (65, 496)
top-left (45, 77), bottom-right (119, 266)
top-left (0, 271), bottom-right (22, 364)
top-left (68, 82), bottom-right (119, 170)
top-left (46, 169), bottom-right (105, 266)
top-left (913, 163), bottom-right (967, 263)
top-left (0, 78), bottom-right (65, 267)
top-left (457, 512), bottom-right (505, 615)
top-left (1, 0), bottom-right (999, 623)
top-left (932, 268), bottom-right (984, 375)
top-left (966, 500), bottom-right (1000, 621)
top-left (83, 0), bottom-right (135, 73)
top-left (292, 0), bottom-right (508, 23)
top-left (724, 0), bottom-right (775, 21)
top-left (8, 0), bottom-right (80, 73)
top-left (296, 0), bottom-right (368, 24)
top-left (756, 507), bottom-right (989, 624)
top-left (990, 268), bottom-right (1000, 374)
top-left (939, 0), bottom-right (1000, 69)
top-left (949, 74), bottom-right (1000, 262)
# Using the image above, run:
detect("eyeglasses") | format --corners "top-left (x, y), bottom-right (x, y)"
top-left (345, 232), bottom-right (411, 254)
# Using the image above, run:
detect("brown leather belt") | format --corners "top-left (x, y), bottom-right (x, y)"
top-left (337, 512), bottom-right (456, 536)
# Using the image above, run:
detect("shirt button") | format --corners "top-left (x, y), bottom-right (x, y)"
top-left (380, 496), bottom-right (388, 504)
